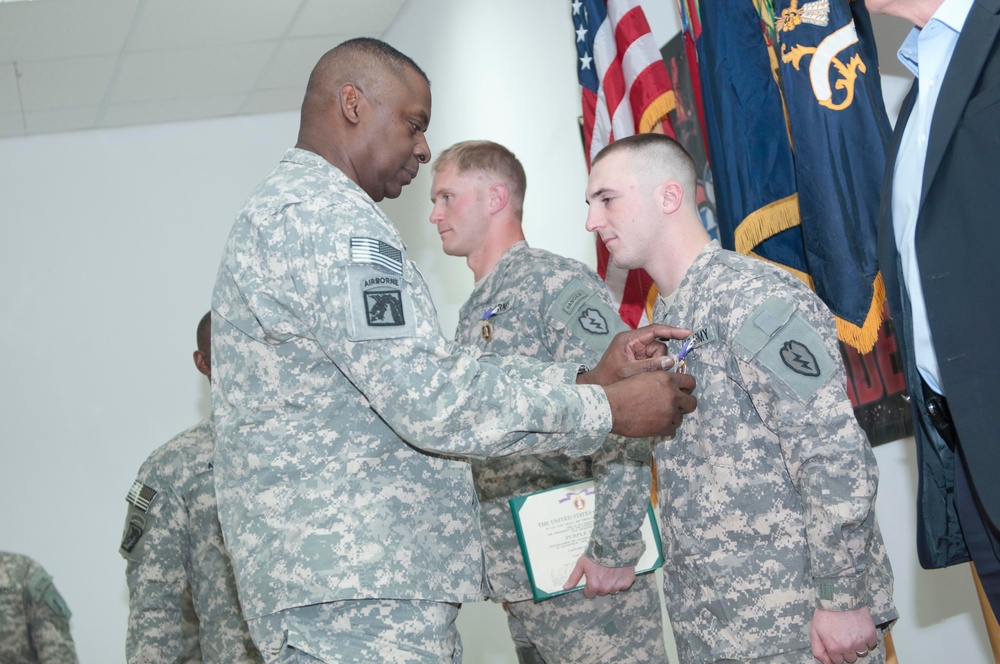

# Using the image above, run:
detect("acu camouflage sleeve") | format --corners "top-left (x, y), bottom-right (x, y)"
top-left (120, 471), bottom-right (193, 661)
top-left (283, 207), bottom-right (612, 460)
top-left (733, 294), bottom-right (879, 612)
top-left (543, 275), bottom-right (653, 568)
top-left (25, 566), bottom-right (79, 664)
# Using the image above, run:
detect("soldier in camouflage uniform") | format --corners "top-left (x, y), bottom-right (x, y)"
top-left (584, 133), bottom-right (897, 664)
top-left (0, 551), bottom-right (79, 664)
top-left (429, 140), bottom-right (667, 663)
top-left (119, 312), bottom-right (262, 663)
top-left (211, 39), bottom-right (697, 662)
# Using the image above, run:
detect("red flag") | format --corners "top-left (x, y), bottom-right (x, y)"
top-left (572, 0), bottom-right (676, 328)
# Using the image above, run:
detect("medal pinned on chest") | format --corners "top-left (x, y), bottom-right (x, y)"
top-left (481, 306), bottom-right (498, 343)
top-left (675, 337), bottom-right (695, 374)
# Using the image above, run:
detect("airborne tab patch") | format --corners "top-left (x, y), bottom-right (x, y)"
top-left (347, 264), bottom-right (416, 341)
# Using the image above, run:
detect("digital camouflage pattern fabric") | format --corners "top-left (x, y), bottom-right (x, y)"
top-left (651, 241), bottom-right (896, 662)
top-left (119, 419), bottom-right (262, 663)
top-left (211, 149), bottom-right (614, 621)
top-left (0, 551), bottom-right (78, 664)
top-left (455, 241), bottom-right (665, 661)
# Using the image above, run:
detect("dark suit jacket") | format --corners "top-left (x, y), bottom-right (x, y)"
top-left (877, 0), bottom-right (1000, 569)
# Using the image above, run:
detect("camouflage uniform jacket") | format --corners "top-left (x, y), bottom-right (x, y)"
top-left (455, 241), bottom-right (653, 601)
top-left (119, 419), bottom-right (262, 663)
top-left (652, 241), bottom-right (896, 661)
top-left (0, 552), bottom-right (78, 664)
top-left (211, 149), bottom-right (614, 620)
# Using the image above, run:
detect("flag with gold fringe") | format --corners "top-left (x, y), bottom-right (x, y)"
top-left (695, 0), bottom-right (891, 353)
top-left (684, 0), bottom-right (911, 446)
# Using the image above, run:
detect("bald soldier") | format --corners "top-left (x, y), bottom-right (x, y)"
top-left (120, 312), bottom-right (261, 662)
top-left (211, 38), bottom-right (696, 662)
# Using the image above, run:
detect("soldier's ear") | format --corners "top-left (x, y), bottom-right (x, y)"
top-left (340, 83), bottom-right (363, 125)
top-left (660, 181), bottom-right (684, 215)
top-left (193, 350), bottom-right (211, 378)
top-left (488, 182), bottom-right (510, 216)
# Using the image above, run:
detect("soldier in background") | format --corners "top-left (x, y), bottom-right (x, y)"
top-left (119, 311), bottom-right (261, 663)
top-left (584, 133), bottom-right (897, 664)
top-left (0, 550), bottom-right (79, 663)
top-left (429, 140), bottom-right (667, 663)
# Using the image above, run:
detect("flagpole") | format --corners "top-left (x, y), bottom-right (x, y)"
top-left (971, 563), bottom-right (1000, 661)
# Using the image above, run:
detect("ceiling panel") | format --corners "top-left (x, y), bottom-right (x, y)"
top-left (100, 94), bottom-right (247, 128)
top-left (254, 35), bottom-right (348, 90)
top-left (0, 0), bottom-right (409, 139)
top-left (109, 42), bottom-right (278, 103)
top-left (0, 0), bottom-right (140, 61)
top-left (17, 55), bottom-right (118, 110)
top-left (290, 0), bottom-right (406, 37)
top-left (0, 62), bottom-right (20, 114)
top-left (129, 0), bottom-right (302, 51)
top-left (24, 105), bottom-right (100, 135)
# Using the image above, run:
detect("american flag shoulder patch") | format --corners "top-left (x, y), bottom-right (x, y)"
top-left (126, 480), bottom-right (157, 513)
top-left (350, 237), bottom-right (403, 276)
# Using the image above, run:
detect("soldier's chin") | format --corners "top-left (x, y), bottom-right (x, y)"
top-left (610, 254), bottom-right (634, 270)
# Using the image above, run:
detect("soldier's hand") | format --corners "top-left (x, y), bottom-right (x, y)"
top-left (809, 606), bottom-right (878, 664)
top-left (563, 555), bottom-right (636, 599)
top-left (604, 371), bottom-right (697, 438)
top-left (577, 324), bottom-right (690, 387)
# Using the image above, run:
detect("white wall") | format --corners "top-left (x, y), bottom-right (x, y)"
top-left (0, 1), bottom-right (992, 662)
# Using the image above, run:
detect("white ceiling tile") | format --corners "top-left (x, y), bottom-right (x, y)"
top-left (23, 106), bottom-right (100, 136)
top-left (100, 94), bottom-right (246, 128)
top-left (240, 88), bottom-right (303, 115)
top-left (0, 0), bottom-right (140, 61)
top-left (16, 56), bottom-right (118, 110)
top-left (0, 112), bottom-right (26, 139)
top-left (110, 43), bottom-right (276, 103)
top-left (290, 0), bottom-right (405, 37)
top-left (0, 0), bottom-right (412, 137)
top-left (0, 62), bottom-right (22, 114)
top-left (255, 35), bottom-right (346, 90)
top-left (129, 0), bottom-right (303, 51)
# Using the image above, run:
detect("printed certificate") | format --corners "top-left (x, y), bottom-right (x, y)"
top-left (509, 478), bottom-right (663, 601)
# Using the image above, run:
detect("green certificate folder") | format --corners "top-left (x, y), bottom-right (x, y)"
top-left (509, 478), bottom-right (664, 601)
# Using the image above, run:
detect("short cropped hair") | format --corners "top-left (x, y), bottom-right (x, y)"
top-left (593, 134), bottom-right (697, 197)
top-left (433, 140), bottom-right (527, 219)
top-left (304, 38), bottom-right (429, 110)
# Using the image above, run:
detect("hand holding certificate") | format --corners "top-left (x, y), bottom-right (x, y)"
top-left (509, 479), bottom-right (663, 601)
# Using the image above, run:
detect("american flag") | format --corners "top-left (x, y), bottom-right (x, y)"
top-left (572, 0), bottom-right (676, 328)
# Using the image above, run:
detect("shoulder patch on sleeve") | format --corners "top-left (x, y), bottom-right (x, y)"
top-left (346, 263), bottom-right (416, 341)
top-left (120, 479), bottom-right (158, 561)
top-left (126, 479), bottom-right (157, 512)
top-left (734, 296), bottom-right (837, 402)
top-left (546, 277), bottom-right (623, 355)
top-left (27, 570), bottom-right (72, 621)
